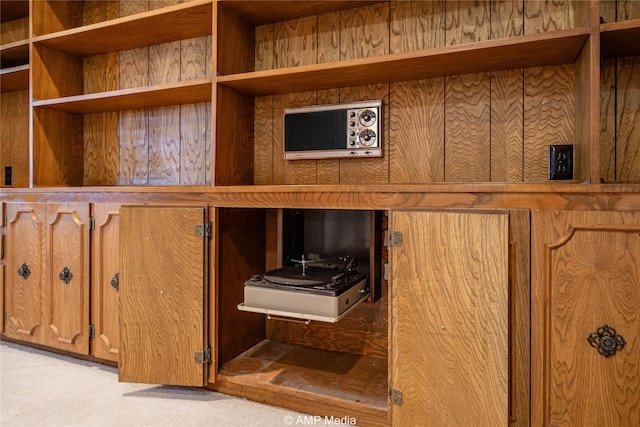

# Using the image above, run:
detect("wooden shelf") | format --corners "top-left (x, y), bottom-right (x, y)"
top-left (217, 27), bottom-right (589, 96)
top-left (215, 340), bottom-right (388, 426)
top-left (0, 64), bottom-right (29, 92)
top-left (0, 39), bottom-right (29, 69)
top-left (1, 1), bottom-right (29, 23)
top-left (32, 78), bottom-right (212, 114)
top-left (601, 18), bottom-right (640, 59)
top-left (32, 0), bottom-right (212, 56)
top-left (219, 1), bottom-right (384, 26)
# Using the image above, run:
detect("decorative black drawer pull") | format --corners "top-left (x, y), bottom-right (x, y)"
top-left (17, 263), bottom-right (31, 280)
top-left (59, 266), bottom-right (73, 284)
top-left (111, 272), bottom-right (119, 292)
top-left (587, 325), bottom-right (626, 358)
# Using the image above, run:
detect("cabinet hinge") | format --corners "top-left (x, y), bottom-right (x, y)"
top-left (387, 230), bottom-right (403, 247)
top-left (194, 346), bottom-right (211, 365)
top-left (89, 324), bottom-right (95, 340)
top-left (389, 386), bottom-right (403, 406)
top-left (89, 217), bottom-right (95, 232)
top-left (194, 222), bottom-right (212, 238)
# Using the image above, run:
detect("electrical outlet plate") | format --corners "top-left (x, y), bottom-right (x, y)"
top-left (548, 145), bottom-right (573, 180)
top-left (4, 166), bottom-right (12, 186)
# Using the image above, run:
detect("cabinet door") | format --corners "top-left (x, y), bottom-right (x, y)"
top-left (90, 203), bottom-right (121, 362)
top-left (119, 206), bottom-right (208, 387)
top-left (389, 210), bottom-right (509, 426)
top-left (44, 203), bottom-right (91, 354)
top-left (532, 210), bottom-right (640, 427)
top-left (4, 203), bottom-right (46, 344)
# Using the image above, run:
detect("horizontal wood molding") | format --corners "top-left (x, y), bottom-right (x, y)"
top-left (3, 184), bottom-right (640, 211)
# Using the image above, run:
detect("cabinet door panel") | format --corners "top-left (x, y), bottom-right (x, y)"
top-left (91, 203), bottom-right (121, 362)
top-left (45, 203), bottom-right (90, 354)
top-left (532, 210), bottom-right (640, 427)
top-left (390, 210), bottom-right (509, 426)
top-left (4, 203), bottom-right (46, 343)
top-left (119, 206), bottom-right (207, 387)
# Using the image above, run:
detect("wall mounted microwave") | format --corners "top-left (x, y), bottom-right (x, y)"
top-left (284, 100), bottom-right (382, 160)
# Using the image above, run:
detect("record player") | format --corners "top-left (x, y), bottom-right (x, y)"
top-left (238, 255), bottom-right (369, 323)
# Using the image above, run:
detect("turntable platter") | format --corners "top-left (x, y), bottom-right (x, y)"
top-left (263, 267), bottom-right (336, 286)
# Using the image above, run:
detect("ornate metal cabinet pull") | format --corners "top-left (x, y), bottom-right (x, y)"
top-left (59, 266), bottom-right (73, 284)
top-left (111, 272), bottom-right (119, 292)
top-left (587, 325), bottom-right (626, 358)
top-left (17, 263), bottom-right (31, 280)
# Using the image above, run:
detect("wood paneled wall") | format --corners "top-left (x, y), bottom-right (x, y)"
top-left (254, 1), bottom-right (580, 185)
top-left (0, 90), bottom-right (29, 187)
top-left (81, 0), bottom-right (212, 186)
top-left (600, 1), bottom-right (640, 183)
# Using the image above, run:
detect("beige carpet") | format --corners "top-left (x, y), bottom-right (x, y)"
top-left (0, 341), bottom-right (335, 427)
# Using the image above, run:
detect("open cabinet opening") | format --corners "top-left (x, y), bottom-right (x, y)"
top-left (214, 208), bottom-right (389, 425)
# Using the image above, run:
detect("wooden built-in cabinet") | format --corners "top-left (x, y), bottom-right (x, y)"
top-left (3, 202), bottom-right (90, 355)
top-left (2, 1), bottom-right (640, 426)
top-left (532, 210), bottom-right (640, 426)
top-left (90, 203), bottom-right (121, 362)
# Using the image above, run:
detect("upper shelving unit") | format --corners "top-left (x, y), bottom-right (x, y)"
top-left (217, 27), bottom-right (589, 96)
top-left (0, 0), bottom-right (28, 23)
top-left (32, 0), bottom-right (213, 56)
top-left (33, 78), bottom-right (212, 114)
top-left (0, 64), bottom-right (28, 92)
top-left (600, 18), bottom-right (640, 59)
top-left (219, 0), bottom-right (383, 26)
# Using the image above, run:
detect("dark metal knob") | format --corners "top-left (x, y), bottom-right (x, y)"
top-left (587, 325), bottom-right (626, 358)
top-left (59, 266), bottom-right (73, 284)
top-left (17, 263), bottom-right (30, 280)
top-left (111, 272), bottom-right (119, 292)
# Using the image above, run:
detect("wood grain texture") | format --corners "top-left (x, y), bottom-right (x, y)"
top-left (390, 78), bottom-right (445, 183)
top-left (491, 0), bottom-right (524, 39)
top-left (616, 56), bottom-right (640, 182)
top-left (390, 210), bottom-right (509, 426)
top-left (3, 203), bottom-right (46, 344)
top-left (149, 2), bottom-right (182, 185)
top-left (0, 90), bottom-right (29, 187)
top-left (445, 0), bottom-right (491, 45)
top-left (491, 69), bottom-right (524, 182)
top-left (215, 85), bottom-right (255, 185)
top-left (82, 1), bottom-right (119, 186)
top-left (524, 65), bottom-right (575, 182)
top-left (340, 2), bottom-right (389, 60)
top-left (181, 35), bottom-right (212, 185)
top-left (445, 72), bottom-right (491, 182)
top-left (44, 203), bottom-right (90, 355)
top-left (619, 0), bottom-right (640, 20)
top-left (531, 210), bottom-right (640, 427)
top-left (119, 206), bottom-right (206, 386)
top-left (315, 13), bottom-right (341, 184)
top-left (390, 0), bottom-right (445, 53)
top-left (119, 1), bottom-right (150, 186)
top-left (600, 59), bottom-right (617, 182)
top-left (272, 91), bottom-right (318, 185)
top-left (273, 15), bottom-right (317, 68)
top-left (255, 24), bottom-right (274, 71)
top-left (524, 0), bottom-right (575, 33)
top-left (216, 340), bottom-right (388, 426)
top-left (0, 16), bottom-right (28, 44)
top-left (216, 208), bottom-right (266, 368)
top-left (509, 209), bottom-right (531, 425)
top-left (31, 0), bottom-right (84, 35)
top-left (254, 96), bottom-right (274, 185)
top-left (33, 109), bottom-right (84, 186)
top-left (90, 203), bottom-right (121, 363)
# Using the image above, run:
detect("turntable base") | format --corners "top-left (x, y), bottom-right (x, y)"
top-left (239, 276), bottom-right (369, 322)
